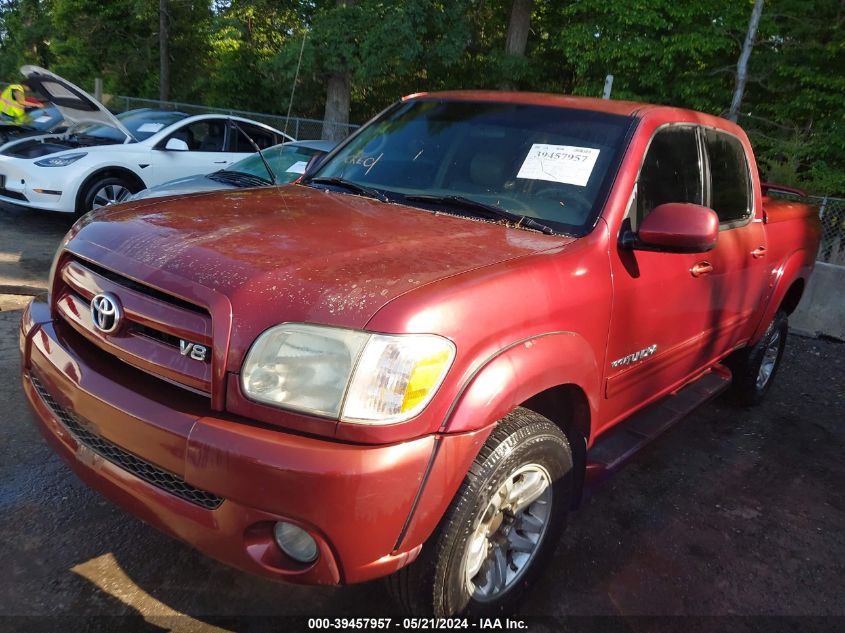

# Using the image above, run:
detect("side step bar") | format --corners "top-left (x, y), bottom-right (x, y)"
top-left (585, 366), bottom-right (732, 484)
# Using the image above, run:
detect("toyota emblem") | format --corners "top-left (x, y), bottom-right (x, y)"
top-left (90, 293), bottom-right (123, 333)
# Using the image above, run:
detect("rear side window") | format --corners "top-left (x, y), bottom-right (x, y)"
top-left (229, 123), bottom-right (276, 152)
top-left (635, 126), bottom-right (702, 228)
top-left (705, 130), bottom-right (752, 224)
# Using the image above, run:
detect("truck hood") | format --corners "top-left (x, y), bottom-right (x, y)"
top-left (70, 185), bottom-right (573, 363)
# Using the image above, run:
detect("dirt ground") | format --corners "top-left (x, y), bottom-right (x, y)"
top-left (0, 206), bottom-right (843, 632)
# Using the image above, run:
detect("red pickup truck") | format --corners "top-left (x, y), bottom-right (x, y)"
top-left (20, 92), bottom-right (820, 616)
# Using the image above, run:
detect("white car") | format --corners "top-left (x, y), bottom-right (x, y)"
top-left (0, 65), bottom-right (292, 215)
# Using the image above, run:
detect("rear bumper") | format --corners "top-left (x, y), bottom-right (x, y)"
top-left (20, 298), bottom-right (484, 585)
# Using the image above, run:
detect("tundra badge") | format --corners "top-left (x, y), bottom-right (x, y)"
top-left (180, 340), bottom-right (210, 362)
top-left (611, 344), bottom-right (658, 368)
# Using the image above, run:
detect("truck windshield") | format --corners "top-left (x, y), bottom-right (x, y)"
top-left (312, 99), bottom-right (634, 235)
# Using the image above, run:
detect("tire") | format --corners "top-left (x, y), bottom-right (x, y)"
top-left (77, 175), bottom-right (137, 217)
top-left (387, 407), bottom-right (573, 617)
top-left (725, 310), bottom-right (788, 406)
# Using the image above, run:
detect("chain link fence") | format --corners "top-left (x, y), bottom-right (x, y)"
top-left (109, 95), bottom-right (359, 141)
top-left (766, 191), bottom-right (845, 265)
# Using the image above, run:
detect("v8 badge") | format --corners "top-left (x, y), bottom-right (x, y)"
top-left (180, 340), bottom-right (210, 362)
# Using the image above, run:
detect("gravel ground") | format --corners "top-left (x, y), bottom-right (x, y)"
top-left (0, 206), bottom-right (842, 632)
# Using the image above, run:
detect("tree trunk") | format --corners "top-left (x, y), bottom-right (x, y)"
top-left (728, 0), bottom-right (764, 122)
top-left (505, 0), bottom-right (533, 56)
top-left (321, 0), bottom-right (355, 141)
top-left (322, 72), bottom-right (351, 141)
top-left (159, 0), bottom-right (170, 102)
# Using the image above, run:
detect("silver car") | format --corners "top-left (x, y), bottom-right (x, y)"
top-left (129, 139), bottom-right (336, 201)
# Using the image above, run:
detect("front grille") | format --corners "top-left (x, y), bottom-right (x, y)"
top-left (56, 257), bottom-right (214, 395)
top-left (30, 374), bottom-right (224, 510)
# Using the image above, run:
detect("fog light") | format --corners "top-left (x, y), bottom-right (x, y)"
top-left (273, 521), bottom-right (318, 563)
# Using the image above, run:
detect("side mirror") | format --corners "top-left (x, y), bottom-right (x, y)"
top-left (630, 203), bottom-right (719, 253)
top-left (164, 137), bottom-right (189, 151)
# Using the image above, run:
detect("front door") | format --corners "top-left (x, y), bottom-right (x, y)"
top-left (601, 125), bottom-right (716, 432)
top-left (153, 118), bottom-right (234, 183)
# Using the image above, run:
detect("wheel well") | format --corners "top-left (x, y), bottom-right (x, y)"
top-left (75, 167), bottom-right (146, 212)
top-left (520, 384), bottom-right (591, 508)
top-left (780, 279), bottom-right (805, 315)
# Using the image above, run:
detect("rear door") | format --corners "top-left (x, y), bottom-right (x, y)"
top-left (699, 128), bottom-right (769, 347)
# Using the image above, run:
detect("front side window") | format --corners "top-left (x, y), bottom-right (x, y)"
top-left (705, 129), bottom-right (752, 224)
top-left (165, 120), bottom-right (227, 152)
top-left (311, 100), bottom-right (634, 235)
top-left (634, 126), bottom-right (702, 229)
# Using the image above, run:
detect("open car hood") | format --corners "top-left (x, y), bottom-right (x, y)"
top-left (20, 65), bottom-right (135, 141)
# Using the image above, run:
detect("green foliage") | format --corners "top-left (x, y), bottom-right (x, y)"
top-left (0, 0), bottom-right (841, 194)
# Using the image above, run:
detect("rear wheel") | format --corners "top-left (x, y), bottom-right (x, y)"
top-left (78, 175), bottom-right (137, 216)
top-left (387, 407), bottom-right (573, 616)
top-left (725, 310), bottom-right (788, 406)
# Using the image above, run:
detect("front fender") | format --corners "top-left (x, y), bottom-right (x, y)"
top-left (392, 331), bottom-right (600, 556)
top-left (442, 331), bottom-right (601, 434)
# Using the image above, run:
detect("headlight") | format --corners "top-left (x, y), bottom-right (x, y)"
top-left (34, 152), bottom-right (87, 167)
top-left (241, 323), bottom-right (456, 424)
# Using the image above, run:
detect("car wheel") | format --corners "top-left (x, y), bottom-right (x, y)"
top-left (78, 176), bottom-right (136, 216)
top-left (725, 310), bottom-right (788, 406)
top-left (387, 407), bottom-right (573, 617)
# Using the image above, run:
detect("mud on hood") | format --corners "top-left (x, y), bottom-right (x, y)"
top-left (70, 185), bottom-right (573, 367)
top-left (20, 65), bottom-right (134, 140)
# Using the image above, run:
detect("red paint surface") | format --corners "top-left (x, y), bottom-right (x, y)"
top-left (22, 93), bottom-right (821, 585)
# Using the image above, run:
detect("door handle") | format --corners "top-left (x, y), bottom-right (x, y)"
top-left (751, 246), bottom-right (767, 258)
top-left (213, 160), bottom-right (228, 164)
top-left (690, 261), bottom-right (713, 277)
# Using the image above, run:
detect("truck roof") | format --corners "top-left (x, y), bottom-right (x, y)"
top-left (405, 90), bottom-right (734, 129)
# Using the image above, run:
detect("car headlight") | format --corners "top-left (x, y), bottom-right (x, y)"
top-left (34, 152), bottom-right (87, 167)
top-left (241, 323), bottom-right (456, 424)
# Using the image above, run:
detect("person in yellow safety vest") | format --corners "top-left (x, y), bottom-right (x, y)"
top-left (0, 83), bottom-right (29, 124)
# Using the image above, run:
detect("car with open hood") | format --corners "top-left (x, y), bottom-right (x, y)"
top-left (128, 139), bottom-right (336, 201)
top-left (0, 66), bottom-right (292, 215)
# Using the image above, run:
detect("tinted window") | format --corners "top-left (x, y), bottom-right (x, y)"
top-left (636, 126), bottom-right (702, 228)
top-left (705, 129), bottom-right (751, 223)
top-left (167, 119), bottom-right (227, 151)
top-left (229, 123), bottom-right (276, 152)
top-left (314, 100), bottom-right (633, 234)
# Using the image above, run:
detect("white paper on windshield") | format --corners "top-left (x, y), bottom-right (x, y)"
top-left (137, 122), bottom-right (165, 133)
top-left (285, 160), bottom-right (308, 174)
top-left (35, 115), bottom-right (53, 123)
top-left (516, 144), bottom-right (600, 187)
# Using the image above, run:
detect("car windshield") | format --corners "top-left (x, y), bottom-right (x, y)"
top-left (312, 100), bottom-right (634, 234)
top-left (26, 106), bottom-right (62, 131)
top-left (79, 110), bottom-right (188, 142)
top-left (228, 143), bottom-right (325, 183)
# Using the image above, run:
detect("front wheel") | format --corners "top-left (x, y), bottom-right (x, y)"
top-left (78, 175), bottom-right (137, 217)
top-left (388, 408), bottom-right (573, 616)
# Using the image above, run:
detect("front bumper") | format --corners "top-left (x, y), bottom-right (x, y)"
top-left (0, 158), bottom-right (75, 212)
top-left (20, 298), bottom-right (488, 584)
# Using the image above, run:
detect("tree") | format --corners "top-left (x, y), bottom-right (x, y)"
top-left (727, 0), bottom-right (764, 122)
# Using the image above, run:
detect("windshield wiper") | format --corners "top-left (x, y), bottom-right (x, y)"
top-left (209, 170), bottom-right (271, 188)
top-left (228, 120), bottom-right (277, 185)
top-left (307, 177), bottom-right (389, 203)
top-left (403, 194), bottom-right (557, 235)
